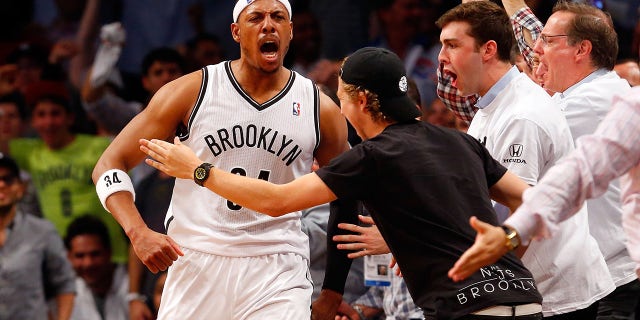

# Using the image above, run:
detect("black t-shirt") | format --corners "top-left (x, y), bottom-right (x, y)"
top-left (316, 121), bottom-right (542, 319)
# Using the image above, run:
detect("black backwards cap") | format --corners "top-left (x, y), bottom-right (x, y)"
top-left (0, 153), bottom-right (21, 179)
top-left (340, 47), bottom-right (421, 122)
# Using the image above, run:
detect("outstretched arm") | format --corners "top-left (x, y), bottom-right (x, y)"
top-left (449, 90), bottom-right (640, 281)
top-left (447, 170), bottom-right (529, 281)
top-left (140, 137), bottom-right (338, 216)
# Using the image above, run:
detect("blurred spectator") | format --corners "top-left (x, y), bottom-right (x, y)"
top-left (44, 0), bottom-right (90, 43)
top-left (0, 2), bottom-right (45, 63)
top-left (305, 0), bottom-right (371, 60)
top-left (0, 92), bottom-right (30, 154)
top-left (4, 44), bottom-right (97, 134)
top-left (0, 154), bottom-right (75, 320)
top-left (5, 44), bottom-right (67, 95)
top-left (117, 0), bottom-right (199, 81)
top-left (200, 1), bottom-right (238, 59)
top-left (286, 7), bottom-right (341, 97)
top-left (0, 91), bottom-right (42, 217)
top-left (64, 215), bottom-right (129, 320)
top-left (286, 8), bottom-right (325, 75)
top-left (422, 98), bottom-right (456, 129)
top-left (370, 0), bottom-right (440, 107)
top-left (181, 33), bottom-right (225, 73)
top-left (82, 46), bottom-right (186, 136)
top-left (9, 81), bottom-right (128, 263)
top-left (47, 0), bottom-right (102, 92)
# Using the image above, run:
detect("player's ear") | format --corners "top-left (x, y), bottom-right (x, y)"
top-left (289, 22), bottom-right (293, 40)
top-left (231, 23), bottom-right (241, 43)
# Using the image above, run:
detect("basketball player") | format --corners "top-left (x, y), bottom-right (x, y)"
top-left (92, 0), bottom-right (350, 319)
top-left (139, 47), bottom-right (544, 320)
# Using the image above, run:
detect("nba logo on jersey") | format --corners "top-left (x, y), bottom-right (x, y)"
top-left (292, 102), bottom-right (301, 116)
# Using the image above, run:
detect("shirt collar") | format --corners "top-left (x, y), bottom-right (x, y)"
top-left (558, 68), bottom-right (608, 99)
top-left (476, 66), bottom-right (520, 109)
top-left (6, 211), bottom-right (21, 230)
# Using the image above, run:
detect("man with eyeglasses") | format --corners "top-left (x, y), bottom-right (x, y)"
top-left (0, 155), bottom-right (76, 319)
top-left (530, 2), bottom-right (639, 319)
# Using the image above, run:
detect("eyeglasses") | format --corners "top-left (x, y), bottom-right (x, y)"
top-left (0, 175), bottom-right (17, 185)
top-left (539, 34), bottom-right (569, 46)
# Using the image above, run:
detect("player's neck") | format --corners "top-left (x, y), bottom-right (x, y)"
top-left (360, 119), bottom-right (393, 140)
top-left (231, 61), bottom-right (291, 103)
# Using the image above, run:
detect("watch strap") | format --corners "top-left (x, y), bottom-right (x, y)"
top-left (126, 292), bottom-right (147, 303)
top-left (501, 225), bottom-right (520, 251)
top-left (194, 163), bottom-right (214, 187)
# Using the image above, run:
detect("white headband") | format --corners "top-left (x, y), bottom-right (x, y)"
top-left (233, 0), bottom-right (292, 23)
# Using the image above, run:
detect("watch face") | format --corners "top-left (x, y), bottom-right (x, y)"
top-left (195, 167), bottom-right (207, 180)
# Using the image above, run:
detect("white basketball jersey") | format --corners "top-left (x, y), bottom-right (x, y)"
top-left (167, 62), bottom-right (320, 259)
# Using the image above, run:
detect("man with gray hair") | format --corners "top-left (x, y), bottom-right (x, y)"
top-left (531, 2), bottom-right (639, 318)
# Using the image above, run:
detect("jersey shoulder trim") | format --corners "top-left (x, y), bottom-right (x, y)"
top-left (178, 67), bottom-right (209, 141)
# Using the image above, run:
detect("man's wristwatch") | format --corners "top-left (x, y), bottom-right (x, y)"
top-left (501, 225), bottom-right (520, 251)
top-left (352, 304), bottom-right (367, 320)
top-left (194, 163), bottom-right (214, 187)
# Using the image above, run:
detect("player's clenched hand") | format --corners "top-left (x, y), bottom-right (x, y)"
top-left (448, 216), bottom-right (508, 282)
top-left (129, 299), bottom-right (153, 320)
top-left (311, 289), bottom-right (342, 320)
top-left (334, 301), bottom-right (358, 320)
top-left (334, 215), bottom-right (390, 258)
top-left (139, 137), bottom-right (203, 180)
top-left (130, 227), bottom-right (183, 273)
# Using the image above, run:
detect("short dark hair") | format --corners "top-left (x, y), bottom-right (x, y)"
top-left (141, 47), bottom-right (186, 76)
top-left (6, 43), bottom-right (48, 67)
top-left (24, 80), bottom-right (72, 114)
top-left (31, 94), bottom-right (72, 115)
top-left (186, 33), bottom-right (222, 51)
top-left (0, 154), bottom-right (21, 180)
top-left (436, 1), bottom-right (513, 63)
top-left (552, 2), bottom-right (617, 70)
top-left (64, 215), bottom-right (112, 251)
top-left (0, 91), bottom-right (28, 120)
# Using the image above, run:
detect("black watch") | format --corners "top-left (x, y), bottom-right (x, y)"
top-left (194, 163), bottom-right (214, 187)
top-left (501, 225), bottom-right (520, 251)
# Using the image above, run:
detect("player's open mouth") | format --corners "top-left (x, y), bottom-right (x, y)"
top-left (260, 41), bottom-right (279, 59)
